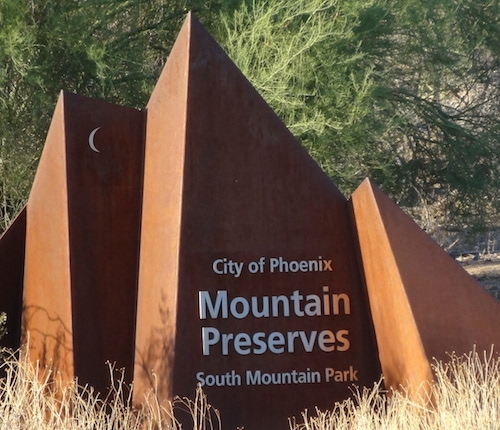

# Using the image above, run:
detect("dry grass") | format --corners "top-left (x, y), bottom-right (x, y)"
top-left (0, 348), bottom-right (221, 430)
top-left (0, 348), bottom-right (498, 429)
top-left (293, 349), bottom-right (500, 430)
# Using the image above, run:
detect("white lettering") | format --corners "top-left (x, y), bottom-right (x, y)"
top-left (230, 297), bottom-right (250, 319)
top-left (299, 331), bottom-right (317, 352)
top-left (201, 327), bottom-right (350, 356)
top-left (246, 368), bottom-right (322, 385)
top-left (199, 290), bottom-right (228, 319)
top-left (202, 327), bottom-right (220, 355)
top-left (199, 288), bottom-right (350, 321)
top-left (211, 258), bottom-right (243, 277)
top-left (197, 370), bottom-right (242, 386)
top-left (269, 256), bottom-right (333, 273)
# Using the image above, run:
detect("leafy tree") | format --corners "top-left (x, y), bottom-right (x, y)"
top-left (2, 0), bottom-right (500, 235)
top-left (355, 0), bottom-right (500, 230)
top-left (0, 0), bottom-right (38, 229)
top-left (0, 0), bottom-right (224, 231)
top-left (218, 0), bottom-right (500, 231)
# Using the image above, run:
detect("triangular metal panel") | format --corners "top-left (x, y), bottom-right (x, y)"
top-left (135, 14), bottom-right (380, 430)
top-left (23, 92), bottom-right (145, 391)
top-left (350, 178), bottom-right (500, 396)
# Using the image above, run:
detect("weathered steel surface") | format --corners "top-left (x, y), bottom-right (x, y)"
top-left (23, 92), bottom-right (145, 391)
top-left (0, 207), bottom-right (26, 350)
top-left (23, 95), bottom-right (74, 378)
top-left (350, 178), bottom-right (500, 396)
top-left (134, 14), bottom-right (380, 430)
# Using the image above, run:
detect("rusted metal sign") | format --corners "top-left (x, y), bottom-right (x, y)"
top-left (133, 14), bottom-right (380, 429)
top-left (0, 11), bottom-right (495, 430)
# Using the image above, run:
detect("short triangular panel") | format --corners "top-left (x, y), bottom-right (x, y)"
top-left (0, 207), bottom-right (26, 350)
top-left (350, 178), bottom-right (500, 393)
top-left (23, 92), bottom-right (145, 391)
top-left (135, 14), bottom-right (380, 430)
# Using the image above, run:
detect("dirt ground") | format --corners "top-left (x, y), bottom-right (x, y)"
top-left (458, 255), bottom-right (500, 301)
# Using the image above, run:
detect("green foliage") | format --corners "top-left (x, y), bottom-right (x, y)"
top-left (219, 0), bottom-right (373, 175)
top-left (1, 0), bottom-right (500, 232)
top-left (218, 0), bottom-right (500, 230)
top-left (0, 1), bottom-right (38, 229)
top-left (358, 0), bottom-right (500, 228)
top-left (0, 0), bottom-right (223, 231)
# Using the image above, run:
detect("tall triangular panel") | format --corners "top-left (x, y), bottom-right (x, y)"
top-left (134, 14), bottom-right (380, 429)
top-left (23, 92), bottom-right (145, 391)
top-left (350, 178), bottom-right (500, 395)
top-left (24, 95), bottom-right (73, 377)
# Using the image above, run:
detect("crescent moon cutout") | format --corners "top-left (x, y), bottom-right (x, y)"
top-left (88, 127), bottom-right (101, 153)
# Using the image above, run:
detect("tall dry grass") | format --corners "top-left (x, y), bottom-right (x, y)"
top-left (0, 348), bottom-right (221, 430)
top-left (293, 349), bottom-right (500, 430)
top-left (0, 348), bottom-right (498, 429)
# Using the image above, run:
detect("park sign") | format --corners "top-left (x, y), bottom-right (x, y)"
top-left (132, 14), bottom-right (380, 428)
top-left (0, 11), bottom-right (499, 430)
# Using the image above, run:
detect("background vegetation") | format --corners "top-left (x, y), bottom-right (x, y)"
top-left (1, 0), bottom-right (500, 237)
